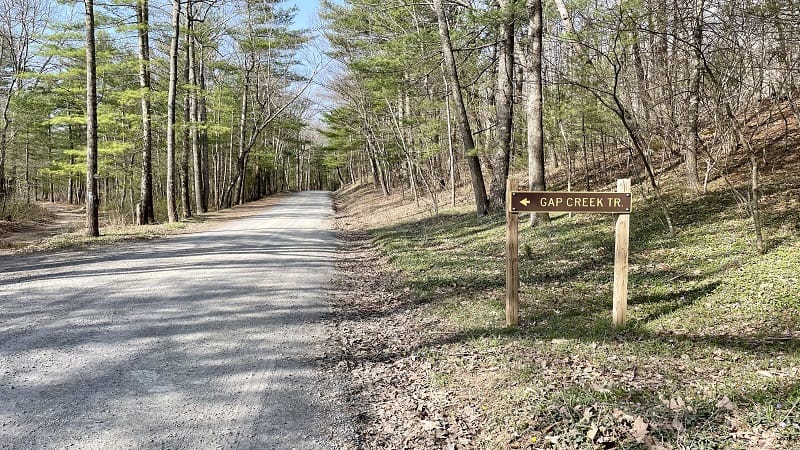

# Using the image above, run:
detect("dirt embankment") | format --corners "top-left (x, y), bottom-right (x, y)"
top-left (0, 202), bottom-right (83, 254)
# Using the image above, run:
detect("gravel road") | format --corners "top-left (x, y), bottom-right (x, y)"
top-left (0, 191), bottom-right (352, 449)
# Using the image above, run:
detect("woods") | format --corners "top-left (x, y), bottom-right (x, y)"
top-left (0, 0), bottom-right (798, 247)
top-left (1, 1), bottom-right (799, 447)
top-left (0, 0), bottom-right (324, 232)
top-left (319, 0), bottom-right (799, 253)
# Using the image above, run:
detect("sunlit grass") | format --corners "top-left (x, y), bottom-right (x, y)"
top-left (24, 221), bottom-right (192, 253)
top-left (363, 175), bottom-right (800, 447)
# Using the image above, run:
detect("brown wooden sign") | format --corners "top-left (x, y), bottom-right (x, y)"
top-left (510, 191), bottom-right (631, 214)
top-left (505, 181), bottom-right (632, 328)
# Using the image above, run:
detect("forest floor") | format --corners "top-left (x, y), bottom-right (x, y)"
top-left (0, 202), bottom-right (82, 253)
top-left (328, 144), bottom-right (800, 448)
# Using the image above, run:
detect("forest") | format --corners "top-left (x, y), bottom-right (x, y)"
top-left (0, 0), bottom-right (798, 245)
top-left (0, 0), bottom-right (323, 234)
top-left (2, 1), bottom-right (799, 446)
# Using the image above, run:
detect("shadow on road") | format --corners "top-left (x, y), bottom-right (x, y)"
top-left (0, 191), bottom-right (347, 449)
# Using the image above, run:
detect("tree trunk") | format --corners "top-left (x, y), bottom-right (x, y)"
top-left (685, 0), bottom-right (704, 191)
top-left (443, 74), bottom-right (457, 207)
top-left (188, 3), bottom-right (206, 214)
top-left (24, 135), bottom-right (30, 203)
top-left (181, 31), bottom-right (192, 219)
top-left (231, 62), bottom-right (251, 207)
top-left (136, 0), bottom-right (155, 224)
top-left (488, 0), bottom-right (515, 210)
top-left (433, 0), bottom-right (488, 216)
top-left (748, 151), bottom-right (764, 254)
top-left (165, 0), bottom-right (180, 222)
top-left (84, 0), bottom-right (100, 237)
top-left (526, 0), bottom-right (549, 225)
top-left (199, 45), bottom-right (210, 211)
top-left (616, 105), bottom-right (675, 236)
top-left (0, 101), bottom-right (10, 196)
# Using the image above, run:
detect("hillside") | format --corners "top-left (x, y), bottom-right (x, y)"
top-left (328, 126), bottom-right (800, 448)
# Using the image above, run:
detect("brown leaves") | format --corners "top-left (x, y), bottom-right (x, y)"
top-left (716, 396), bottom-right (738, 412)
top-left (630, 416), bottom-right (649, 442)
top-left (326, 225), bottom-right (800, 449)
top-left (326, 231), bottom-right (486, 448)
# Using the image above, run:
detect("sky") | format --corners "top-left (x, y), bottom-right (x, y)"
top-left (290, 1), bottom-right (323, 31)
top-left (288, 0), bottom-right (344, 122)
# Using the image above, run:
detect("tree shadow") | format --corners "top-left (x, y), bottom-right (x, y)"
top-left (0, 192), bottom-right (348, 448)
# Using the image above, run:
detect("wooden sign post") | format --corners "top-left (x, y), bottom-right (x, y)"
top-left (612, 179), bottom-right (631, 327)
top-left (505, 179), bottom-right (631, 327)
top-left (506, 176), bottom-right (520, 326)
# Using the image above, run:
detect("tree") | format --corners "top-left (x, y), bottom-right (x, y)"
top-left (553, 0), bottom-right (675, 235)
top-left (433, 0), bottom-right (488, 216)
top-left (165, 0), bottom-right (180, 222)
top-left (0, 0), bottom-right (50, 196)
top-left (181, 18), bottom-right (192, 219)
top-left (685, 0), bottom-right (704, 191)
top-left (84, 0), bottom-right (99, 236)
top-left (525, 0), bottom-right (548, 225)
top-left (136, 0), bottom-right (155, 224)
top-left (187, 0), bottom-right (208, 214)
top-left (488, 0), bottom-right (516, 210)
top-left (221, 0), bottom-right (312, 208)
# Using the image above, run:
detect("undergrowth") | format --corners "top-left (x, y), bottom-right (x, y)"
top-left (354, 172), bottom-right (800, 448)
top-left (0, 199), bottom-right (55, 223)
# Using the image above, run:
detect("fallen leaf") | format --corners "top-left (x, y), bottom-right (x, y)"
top-left (672, 417), bottom-right (685, 433)
top-left (716, 396), bottom-right (737, 411)
top-left (631, 416), bottom-right (649, 442)
top-left (668, 396), bottom-right (686, 411)
top-left (587, 425), bottom-right (599, 442)
top-left (613, 409), bottom-right (635, 423)
top-left (583, 406), bottom-right (594, 421)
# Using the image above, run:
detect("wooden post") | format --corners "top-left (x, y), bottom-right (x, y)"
top-left (613, 178), bottom-right (631, 327)
top-left (506, 176), bottom-right (519, 326)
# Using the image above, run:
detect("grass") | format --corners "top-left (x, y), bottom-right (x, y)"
top-left (23, 221), bottom-right (192, 253)
top-left (346, 172), bottom-right (800, 448)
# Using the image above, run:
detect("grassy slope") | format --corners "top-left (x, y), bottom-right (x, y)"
top-left (337, 148), bottom-right (800, 447)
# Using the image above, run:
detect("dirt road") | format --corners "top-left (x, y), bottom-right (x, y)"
top-left (0, 192), bottom-right (350, 449)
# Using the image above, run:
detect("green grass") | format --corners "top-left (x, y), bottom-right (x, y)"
top-left (364, 180), bottom-right (800, 448)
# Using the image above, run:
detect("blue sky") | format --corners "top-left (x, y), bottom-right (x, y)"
top-left (290, 1), bottom-right (323, 30)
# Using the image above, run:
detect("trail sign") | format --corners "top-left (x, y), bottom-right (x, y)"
top-left (505, 180), bottom-right (632, 328)
top-left (510, 191), bottom-right (631, 214)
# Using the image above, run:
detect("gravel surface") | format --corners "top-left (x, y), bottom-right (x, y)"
top-left (0, 191), bottom-right (354, 449)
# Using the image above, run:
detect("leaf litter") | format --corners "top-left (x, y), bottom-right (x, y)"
top-left (327, 181), bottom-right (800, 449)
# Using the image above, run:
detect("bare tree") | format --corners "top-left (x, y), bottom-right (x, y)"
top-left (685, 0), bottom-right (704, 191)
top-left (221, 1), bottom-right (316, 208)
top-left (553, 0), bottom-right (675, 235)
top-left (0, 0), bottom-right (50, 196)
top-left (433, 0), bottom-right (488, 216)
top-left (488, 0), bottom-right (516, 210)
top-left (525, 0), bottom-right (549, 225)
